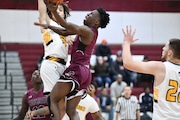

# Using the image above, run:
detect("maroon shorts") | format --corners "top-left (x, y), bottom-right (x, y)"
top-left (60, 64), bottom-right (92, 90)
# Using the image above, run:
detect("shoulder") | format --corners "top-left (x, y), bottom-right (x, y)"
top-left (139, 93), bottom-right (145, 99)
top-left (26, 88), bottom-right (33, 95)
top-left (149, 93), bottom-right (153, 97)
top-left (85, 94), bottom-right (97, 103)
top-left (131, 95), bottom-right (138, 101)
top-left (110, 82), bottom-right (116, 88)
top-left (122, 81), bottom-right (127, 86)
top-left (117, 96), bottom-right (125, 102)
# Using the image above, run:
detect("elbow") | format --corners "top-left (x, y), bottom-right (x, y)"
top-left (123, 61), bottom-right (129, 69)
top-left (123, 62), bottom-right (131, 70)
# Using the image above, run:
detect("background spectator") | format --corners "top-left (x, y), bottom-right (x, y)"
top-left (139, 86), bottom-right (153, 120)
top-left (110, 74), bottom-right (127, 105)
top-left (98, 88), bottom-right (114, 120)
top-left (136, 56), bottom-right (154, 87)
top-left (94, 56), bottom-right (112, 88)
top-left (110, 50), bottom-right (132, 85)
top-left (95, 39), bottom-right (112, 63)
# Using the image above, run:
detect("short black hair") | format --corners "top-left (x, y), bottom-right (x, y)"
top-left (91, 81), bottom-right (98, 90)
top-left (97, 7), bottom-right (110, 28)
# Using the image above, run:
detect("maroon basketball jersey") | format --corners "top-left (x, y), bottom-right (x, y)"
top-left (70, 28), bottom-right (98, 65)
top-left (26, 88), bottom-right (50, 120)
top-left (62, 28), bottom-right (98, 90)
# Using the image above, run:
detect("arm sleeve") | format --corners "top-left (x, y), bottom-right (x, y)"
top-left (115, 98), bottom-right (121, 113)
top-left (135, 96), bottom-right (140, 110)
top-left (89, 97), bottom-right (100, 113)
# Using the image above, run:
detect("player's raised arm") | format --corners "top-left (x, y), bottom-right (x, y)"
top-left (122, 25), bottom-right (164, 76)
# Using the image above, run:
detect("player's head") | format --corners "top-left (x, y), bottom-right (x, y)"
top-left (87, 82), bottom-right (98, 96)
top-left (162, 38), bottom-right (180, 60)
top-left (31, 69), bottom-right (42, 84)
top-left (84, 7), bottom-right (110, 29)
top-left (47, 2), bottom-right (70, 21)
top-left (97, 7), bottom-right (110, 28)
top-left (168, 38), bottom-right (180, 59)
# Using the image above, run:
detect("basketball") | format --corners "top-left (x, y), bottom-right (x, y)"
top-left (50, 0), bottom-right (64, 4)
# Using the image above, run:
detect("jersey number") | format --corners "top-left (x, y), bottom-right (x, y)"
top-left (166, 80), bottom-right (180, 102)
top-left (32, 105), bottom-right (45, 119)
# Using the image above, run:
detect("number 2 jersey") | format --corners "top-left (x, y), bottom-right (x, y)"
top-left (153, 61), bottom-right (180, 120)
top-left (26, 88), bottom-right (50, 120)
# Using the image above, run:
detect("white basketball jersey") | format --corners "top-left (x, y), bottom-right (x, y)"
top-left (76, 94), bottom-right (100, 120)
top-left (153, 61), bottom-right (180, 120)
top-left (42, 20), bottom-right (68, 61)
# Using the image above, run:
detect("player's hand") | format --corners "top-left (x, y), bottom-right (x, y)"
top-left (44, 0), bottom-right (58, 12)
top-left (26, 111), bottom-right (34, 120)
top-left (122, 25), bottom-right (138, 44)
top-left (34, 22), bottom-right (49, 29)
top-left (66, 36), bottom-right (74, 46)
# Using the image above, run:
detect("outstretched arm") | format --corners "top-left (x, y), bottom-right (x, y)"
top-left (34, 22), bottom-right (75, 36)
top-left (38, 0), bottom-right (50, 33)
top-left (44, 0), bottom-right (94, 45)
top-left (13, 95), bottom-right (29, 120)
top-left (122, 25), bottom-right (164, 75)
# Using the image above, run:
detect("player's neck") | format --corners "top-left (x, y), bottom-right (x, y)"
top-left (33, 85), bottom-right (43, 92)
top-left (168, 58), bottom-right (180, 65)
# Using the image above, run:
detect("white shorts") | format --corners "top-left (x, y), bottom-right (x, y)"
top-left (62, 113), bottom-right (70, 120)
top-left (40, 59), bottom-right (66, 93)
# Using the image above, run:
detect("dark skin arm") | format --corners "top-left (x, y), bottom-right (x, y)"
top-left (34, 22), bottom-right (75, 36)
top-left (13, 94), bottom-right (29, 120)
top-left (44, 0), bottom-right (94, 45)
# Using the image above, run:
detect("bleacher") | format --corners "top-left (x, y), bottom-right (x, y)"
top-left (1, 43), bottom-right (163, 92)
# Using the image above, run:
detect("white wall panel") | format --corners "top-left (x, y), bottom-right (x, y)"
top-left (0, 9), bottom-right (179, 44)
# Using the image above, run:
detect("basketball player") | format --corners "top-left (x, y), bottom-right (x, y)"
top-left (37, 0), bottom-right (70, 94)
top-left (13, 70), bottom-right (50, 120)
top-left (36, 1), bottom-right (110, 120)
top-left (37, 0), bottom-right (71, 119)
top-left (26, 84), bottom-right (103, 120)
top-left (122, 25), bottom-right (180, 119)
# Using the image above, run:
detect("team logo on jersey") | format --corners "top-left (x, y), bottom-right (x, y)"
top-left (65, 71), bottom-right (75, 77)
top-left (76, 50), bottom-right (85, 55)
top-left (28, 95), bottom-right (32, 99)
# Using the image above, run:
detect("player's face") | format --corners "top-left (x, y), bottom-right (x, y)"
top-left (84, 10), bottom-right (100, 26)
top-left (87, 84), bottom-right (96, 95)
top-left (52, 5), bottom-right (65, 20)
top-left (31, 70), bottom-right (42, 83)
top-left (161, 42), bottom-right (169, 60)
top-left (57, 5), bottom-right (65, 19)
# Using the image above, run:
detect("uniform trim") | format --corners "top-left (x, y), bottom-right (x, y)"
top-left (45, 56), bottom-right (66, 65)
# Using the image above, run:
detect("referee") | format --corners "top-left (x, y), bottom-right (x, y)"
top-left (115, 86), bottom-right (140, 120)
